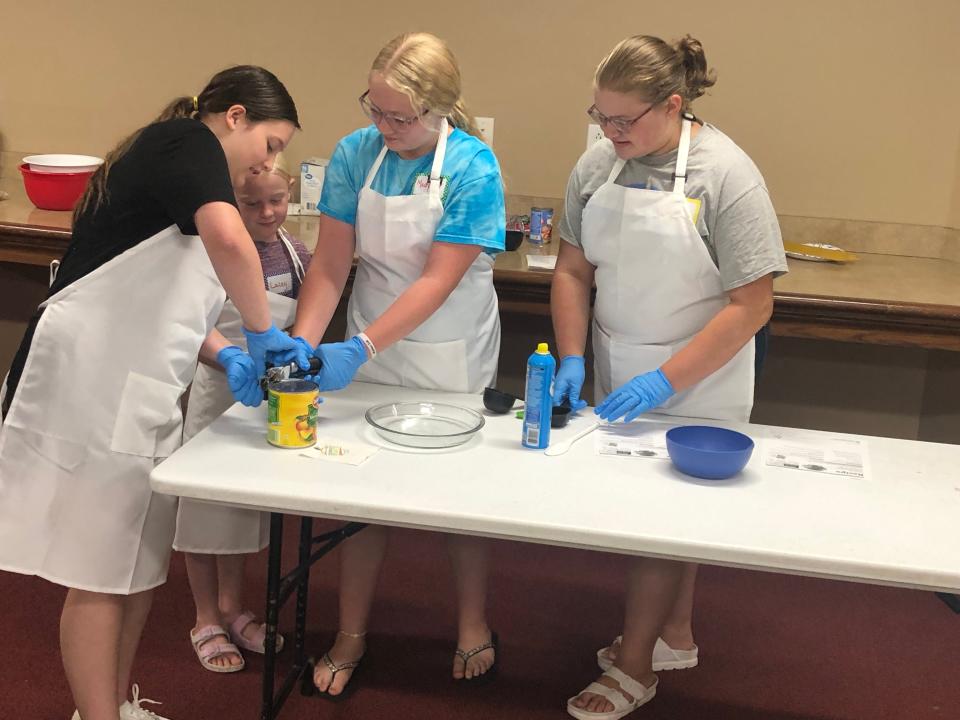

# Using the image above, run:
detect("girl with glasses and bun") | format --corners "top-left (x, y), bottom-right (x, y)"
top-left (0, 66), bottom-right (306, 720)
top-left (283, 32), bottom-right (505, 696)
top-left (553, 36), bottom-right (787, 720)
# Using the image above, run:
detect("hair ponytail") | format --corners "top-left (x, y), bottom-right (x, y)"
top-left (448, 98), bottom-right (482, 139)
top-left (157, 96), bottom-right (198, 122)
top-left (75, 66), bottom-right (298, 222)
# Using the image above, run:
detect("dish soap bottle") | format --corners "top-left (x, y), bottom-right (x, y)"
top-left (522, 342), bottom-right (556, 449)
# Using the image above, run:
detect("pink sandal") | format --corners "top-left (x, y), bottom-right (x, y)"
top-left (228, 610), bottom-right (285, 654)
top-left (190, 624), bottom-right (245, 673)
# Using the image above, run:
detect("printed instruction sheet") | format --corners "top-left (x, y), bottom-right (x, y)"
top-left (595, 421), bottom-right (672, 459)
top-left (763, 431), bottom-right (869, 479)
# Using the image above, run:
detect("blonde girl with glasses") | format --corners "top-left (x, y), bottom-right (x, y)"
top-left (552, 36), bottom-right (787, 719)
top-left (282, 32), bottom-right (506, 696)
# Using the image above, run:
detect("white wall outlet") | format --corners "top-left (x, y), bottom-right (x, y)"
top-left (476, 116), bottom-right (495, 146)
top-left (586, 123), bottom-right (605, 151)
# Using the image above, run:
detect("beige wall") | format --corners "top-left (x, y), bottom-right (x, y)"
top-left (1, 1), bottom-right (959, 228)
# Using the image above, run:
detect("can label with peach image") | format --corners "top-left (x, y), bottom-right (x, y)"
top-left (267, 379), bottom-right (320, 448)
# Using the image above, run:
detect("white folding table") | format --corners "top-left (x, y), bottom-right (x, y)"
top-left (150, 382), bottom-right (960, 719)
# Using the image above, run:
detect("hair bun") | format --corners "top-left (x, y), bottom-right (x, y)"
top-left (675, 35), bottom-right (716, 100)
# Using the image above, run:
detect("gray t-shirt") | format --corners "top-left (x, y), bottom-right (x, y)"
top-left (559, 123), bottom-right (787, 291)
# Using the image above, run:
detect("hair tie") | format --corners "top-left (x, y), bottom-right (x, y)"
top-left (192, 96), bottom-right (199, 112)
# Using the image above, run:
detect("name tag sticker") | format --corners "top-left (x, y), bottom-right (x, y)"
top-left (411, 173), bottom-right (449, 201)
top-left (685, 197), bottom-right (702, 225)
top-left (266, 272), bottom-right (293, 295)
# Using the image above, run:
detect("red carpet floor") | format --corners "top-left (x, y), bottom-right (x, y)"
top-left (2, 518), bottom-right (957, 720)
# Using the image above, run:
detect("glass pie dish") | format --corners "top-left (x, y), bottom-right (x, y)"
top-left (364, 401), bottom-right (485, 449)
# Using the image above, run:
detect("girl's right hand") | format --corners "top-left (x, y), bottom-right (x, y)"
top-left (242, 325), bottom-right (309, 376)
top-left (217, 346), bottom-right (262, 407)
top-left (553, 355), bottom-right (588, 411)
top-left (268, 336), bottom-right (315, 370)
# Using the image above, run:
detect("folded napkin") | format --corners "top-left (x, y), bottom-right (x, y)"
top-left (299, 436), bottom-right (380, 466)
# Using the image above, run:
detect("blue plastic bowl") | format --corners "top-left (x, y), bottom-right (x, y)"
top-left (665, 425), bottom-right (754, 479)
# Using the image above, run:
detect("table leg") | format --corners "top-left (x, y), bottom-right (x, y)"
top-left (936, 592), bottom-right (960, 614)
top-left (295, 517), bottom-right (313, 668)
top-left (260, 512), bottom-right (285, 720)
top-left (259, 518), bottom-right (369, 718)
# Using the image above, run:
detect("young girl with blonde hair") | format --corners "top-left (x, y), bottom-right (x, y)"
top-left (174, 158), bottom-right (312, 674)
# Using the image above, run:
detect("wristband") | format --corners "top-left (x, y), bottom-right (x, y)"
top-left (356, 332), bottom-right (377, 359)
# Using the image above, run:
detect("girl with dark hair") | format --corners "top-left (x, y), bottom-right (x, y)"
top-left (0, 65), bottom-right (306, 720)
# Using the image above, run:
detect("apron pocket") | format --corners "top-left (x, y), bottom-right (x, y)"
top-left (610, 340), bottom-right (672, 390)
top-left (110, 372), bottom-right (185, 459)
top-left (593, 321), bottom-right (672, 398)
top-left (664, 337), bottom-right (755, 422)
top-left (365, 337), bottom-right (470, 394)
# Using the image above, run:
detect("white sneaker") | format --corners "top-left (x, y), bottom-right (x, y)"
top-left (70, 686), bottom-right (170, 720)
top-left (597, 635), bottom-right (698, 672)
top-left (120, 685), bottom-right (171, 720)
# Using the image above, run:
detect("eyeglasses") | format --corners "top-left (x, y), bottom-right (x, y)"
top-left (586, 101), bottom-right (660, 135)
top-left (359, 91), bottom-right (431, 132)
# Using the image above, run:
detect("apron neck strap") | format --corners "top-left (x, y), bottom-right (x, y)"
top-left (363, 145), bottom-right (389, 190)
top-left (277, 227), bottom-right (305, 281)
top-left (606, 157), bottom-right (627, 184)
top-left (428, 118), bottom-right (449, 200)
top-left (673, 114), bottom-right (694, 196)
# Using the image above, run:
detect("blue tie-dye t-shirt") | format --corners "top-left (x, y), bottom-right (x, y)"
top-left (318, 125), bottom-right (506, 254)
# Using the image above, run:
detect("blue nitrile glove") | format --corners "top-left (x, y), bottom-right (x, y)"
top-left (595, 368), bottom-right (675, 423)
top-left (553, 355), bottom-right (588, 411)
top-left (267, 336), bottom-right (315, 369)
top-left (242, 324), bottom-right (309, 377)
top-left (217, 346), bottom-right (262, 408)
top-left (307, 336), bottom-right (368, 392)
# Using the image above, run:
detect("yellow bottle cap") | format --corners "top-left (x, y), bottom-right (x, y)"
top-left (536, 342), bottom-right (549, 354)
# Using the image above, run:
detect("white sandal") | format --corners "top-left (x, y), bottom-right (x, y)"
top-left (597, 635), bottom-right (698, 672)
top-left (566, 666), bottom-right (657, 720)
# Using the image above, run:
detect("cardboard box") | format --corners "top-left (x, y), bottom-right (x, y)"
top-left (299, 157), bottom-right (328, 215)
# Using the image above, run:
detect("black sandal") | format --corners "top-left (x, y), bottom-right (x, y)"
top-left (454, 631), bottom-right (498, 685)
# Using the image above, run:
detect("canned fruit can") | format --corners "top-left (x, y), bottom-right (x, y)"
top-left (530, 207), bottom-right (554, 245)
top-left (267, 379), bottom-right (320, 448)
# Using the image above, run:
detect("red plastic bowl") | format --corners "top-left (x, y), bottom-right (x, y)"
top-left (19, 163), bottom-right (95, 211)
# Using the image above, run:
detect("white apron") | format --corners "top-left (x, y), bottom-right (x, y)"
top-left (0, 225), bottom-right (226, 593)
top-left (346, 119), bottom-right (500, 394)
top-left (173, 231), bottom-right (302, 554)
top-left (582, 117), bottom-right (755, 422)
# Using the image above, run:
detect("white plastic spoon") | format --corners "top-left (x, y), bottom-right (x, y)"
top-left (544, 422), bottom-right (601, 457)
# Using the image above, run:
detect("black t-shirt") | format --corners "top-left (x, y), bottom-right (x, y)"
top-left (3, 118), bottom-right (236, 417)
top-left (50, 118), bottom-right (236, 293)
